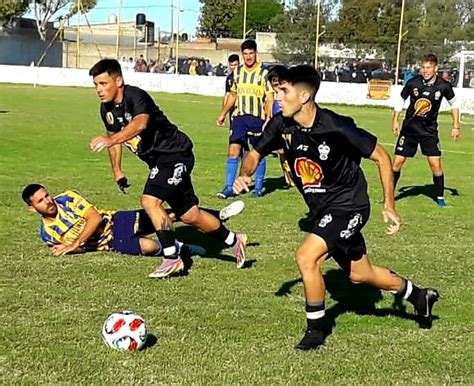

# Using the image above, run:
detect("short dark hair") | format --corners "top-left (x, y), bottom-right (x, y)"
top-left (241, 39), bottom-right (257, 52)
top-left (280, 65), bottom-right (321, 98)
top-left (421, 54), bottom-right (438, 66)
top-left (267, 65), bottom-right (288, 83)
top-left (22, 183), bottom-right (44, 205)
top-left (228, 54), bottom-right (239, 63)
top-left (89, 59), bottom-right (123, 78)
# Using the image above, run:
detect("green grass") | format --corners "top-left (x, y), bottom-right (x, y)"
top-left (1, 84), bottom-right (473, 384)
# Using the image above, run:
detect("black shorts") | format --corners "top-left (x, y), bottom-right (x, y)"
top-left (311, 206), bottom-right (370, 265)
top-left (143, 153), bottom-right (199, 218)
top-left (395, 132), bottom-right (441, 157)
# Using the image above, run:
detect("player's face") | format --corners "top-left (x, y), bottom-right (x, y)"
top-left (229, 60), bottom-right (239, 72)
top-left (93, 72), bottom-right (123, 103)
top-left (420, 61), bottom-right (437, 81)
top-left (29, 188), bottom-right (57, 217)
top-left (242, 49), bottom-right (257, 68)
top-left (276, 81), bottom-right (305, 117)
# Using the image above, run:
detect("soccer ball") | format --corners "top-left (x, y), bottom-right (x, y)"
top-left (101, 311), bottom-right (147, 352)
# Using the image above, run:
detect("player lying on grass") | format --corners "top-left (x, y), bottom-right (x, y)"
top-left (22, 184), bottom-right (244, 268)
top-left (233, 65), bottom-right (440, 351)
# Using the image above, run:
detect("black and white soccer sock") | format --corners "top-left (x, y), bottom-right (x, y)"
top-left (393, 170), bottom-right (401, 189)
top-left (208, 224), bottom-right (236, 247)
top-left (306, 301), bottom-right (325, 331)
top-left (156, 230), bottom-right (178, 259)
top-left (390, 276), bottom-right (421, 305)
top-left (433, 174), bottom-right (444, 200)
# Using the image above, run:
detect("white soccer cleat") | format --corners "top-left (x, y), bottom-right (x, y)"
top-left (219, 200), bottom-right (245, 221)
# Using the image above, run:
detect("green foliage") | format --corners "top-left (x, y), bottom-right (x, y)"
top-left (273, 0), bottom-right (473, 66)
top-left (1, 84), bottom-right (473, 383)
top-left (0, 0), bottom-right (29, 25)
top-left (197, 0), bottom-right (240, 39)
top-left (228, 0), bottom-right (284, 39)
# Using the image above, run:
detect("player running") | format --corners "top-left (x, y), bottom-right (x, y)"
top-left (234, 65), bottom-right (440, 350)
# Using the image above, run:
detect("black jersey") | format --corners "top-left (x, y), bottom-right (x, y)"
top-left (100, 85), bottom-right (193, 166)
top-left (401, 75), bottom-right (455, 135)
top-left (255, 107), bottom-right (377, 218)
top-left (225, 73), bottom-right (234, 93)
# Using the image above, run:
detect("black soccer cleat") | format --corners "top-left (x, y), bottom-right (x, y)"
top-left (295, 329), bottom-right (326, 351)
top-left (414, 288), bottom-right (440, 329)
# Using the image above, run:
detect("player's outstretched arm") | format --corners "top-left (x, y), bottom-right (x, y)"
top-left (91, 114), bottom-right (149, 152)
top-left (52, 207), bottom-right (104, 256)
top-left (370, 144), bottom-right (400, 235)
top-left (450, 107), bottom-right (461, 141)
top-left (217, 92), bottom-right (237, 126)
top-left (234, 150), bottom-right (261, 194)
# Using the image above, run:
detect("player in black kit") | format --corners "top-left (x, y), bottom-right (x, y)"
top-left (88, 59), bottom-right (247, 278)
top-left (392, 54), bottom-right (461, 207)
top-left (234, 65), bottom-right (440, 351)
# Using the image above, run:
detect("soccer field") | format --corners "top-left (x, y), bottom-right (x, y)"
top-left (1, 83), bottom-right (473, 383)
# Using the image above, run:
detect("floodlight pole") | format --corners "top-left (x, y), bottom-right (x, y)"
top-left (115, 0), bottom-right (122, 59)
top-left (314, 0), bottom-right (321, 69)
top-left (243, 0), bottom-right (248, 39)
top-left (175, 0), bottom-right (181, 75)
top-left (395, 0), bottom-right (406, 86)
top-left (170, 0), bottom-right (174, 58)
top-left (76, 0), bottom-right (81, 68)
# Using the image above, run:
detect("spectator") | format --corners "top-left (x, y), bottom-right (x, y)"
top-left (188, 60), bottom-right (198, 75)
top-left (205, 59), bottom-right (213, 75)
top-left (197, 60), bottom-right (207, 75)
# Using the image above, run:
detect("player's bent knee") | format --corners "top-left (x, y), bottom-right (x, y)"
top-left (179, 206), bottom-right (200, 225)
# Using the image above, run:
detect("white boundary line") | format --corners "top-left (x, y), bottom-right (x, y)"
top-left (380, 142), bottom-right (474, 155)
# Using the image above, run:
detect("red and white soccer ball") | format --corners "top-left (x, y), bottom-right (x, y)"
top-left (102, 311), bottom-right (148, 352)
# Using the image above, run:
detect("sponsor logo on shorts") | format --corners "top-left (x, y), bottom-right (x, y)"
top-left (318, 214), bottom-right (332, 228)
top-left (149, 166), bottom-right (159, 179)
top-left (168, 163), bottom-right (186, 185)
top-left (340, 213), bottom-right (362, 239)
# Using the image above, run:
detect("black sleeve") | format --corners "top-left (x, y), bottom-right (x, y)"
top-left (225, 74), bottom-right (233, 93)
top-left (254, 115), bottom-right (285, 156)
top-left (338, 116), bottom-right (377, 159)
top-left (443, 81), bottom-right (455, 101)
top-left (400, 80), bottom-right (412, 99)
top-left (128, 88), bottom-right (157, 117)
top-left (100, 105), bottom-right (114, 132)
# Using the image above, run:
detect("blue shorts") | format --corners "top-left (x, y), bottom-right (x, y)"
top-left (111, 210), bottom-right (157, 255)
top-left (229, 115), bottom-right (265, 148)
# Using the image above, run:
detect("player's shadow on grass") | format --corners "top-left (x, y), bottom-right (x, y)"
top-left (174, 225), bottom-right (258, 269)
top-left (0, 110), bottom-right (9, 114)
top-left (141, 333), bottom-right (158, 351)
top-left (275, 269), bottom-right (438, 337)
top-left (263, 176), bottom-right (295, 195)
top-left (395, 184), bottom-right (459, 203)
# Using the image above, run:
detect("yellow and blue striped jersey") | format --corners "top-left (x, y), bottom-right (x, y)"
top-left (40, 190), bottom-right (115, 252)
top-left (231, 63), bottom-right (273, 120)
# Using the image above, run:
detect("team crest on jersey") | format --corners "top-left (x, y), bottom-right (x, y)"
top-left (434, 91), bottom-right (441, 100)
top-left (168, 163), bottom-right (186, 185)
top-left (106, 112), bottom-right (114, 125)
top-left (318, 142), bottom-right (330, 160)
top-left (413, 88), bottom-right (419, 97)
top-left (414, 98), bottom-right (432, 116)
top-left (294, 158), bottom-right (325, 193)
top-left (318, 214), bottom-right (332, 228)
top-left (149, 166), bottom-right (159, 179)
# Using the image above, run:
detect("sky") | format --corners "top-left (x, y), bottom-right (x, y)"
top-left (24, 0), bottom-right (201, 36)
top-left (86, 0), bottom-right (201, 34)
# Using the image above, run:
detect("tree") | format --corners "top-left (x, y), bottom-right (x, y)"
top-left (197, 0), bottom-right (239, 39)
top-left (228, 0), bottom-right (284, 39)
top-left (0, 0), bottom-right (29, 27)
top-left (271, 0), bottom-right (333, 65)
top-left (30, 0), bottom-right (97, 41)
